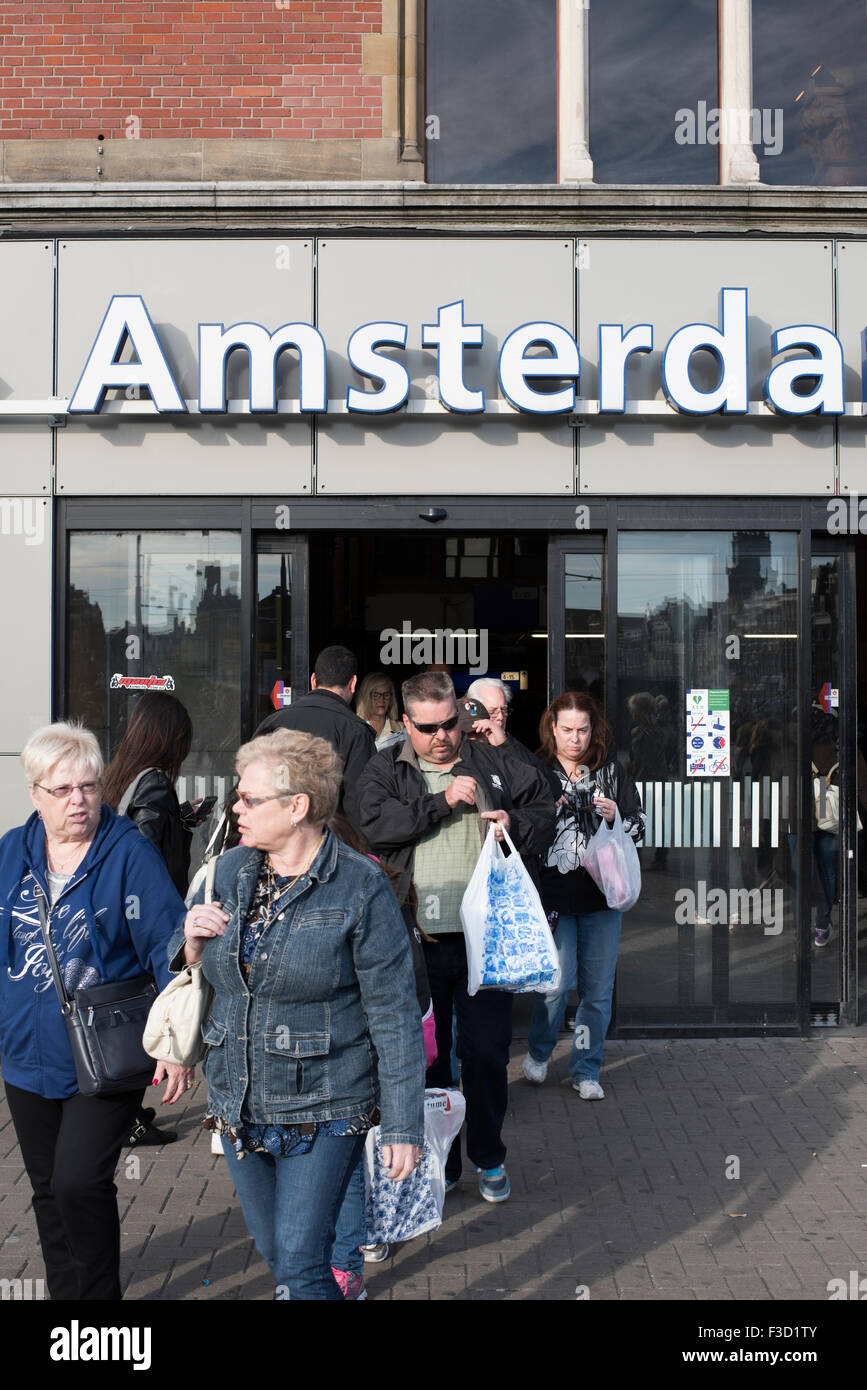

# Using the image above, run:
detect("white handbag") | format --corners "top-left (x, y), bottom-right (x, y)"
top-left (143, 859), bottom-right (217, 1066)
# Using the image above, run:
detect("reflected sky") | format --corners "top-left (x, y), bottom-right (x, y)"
top-left (426, 0), bottom-right (556, 183)
top-left (618, 532), bottom-right (796, 618)
top-left (753, 0), bottom-right (867, 184)
top-left (590, 0), bottom-right (718, 183)
top-left (70, 532), bottom-right (240, 635)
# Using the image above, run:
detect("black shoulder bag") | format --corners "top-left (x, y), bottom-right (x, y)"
top-left (35, 888), bottom-right (158, 1097)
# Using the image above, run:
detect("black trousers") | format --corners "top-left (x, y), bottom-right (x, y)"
top-left (5, 1080), bottom-right (144, 1300)
top-left (423, 933), bottom-right (513, 1180)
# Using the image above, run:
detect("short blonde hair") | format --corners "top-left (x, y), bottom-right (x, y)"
top-left (235, 729), bottom-right (342, 825)
top-left (21, 721), bottom-right (104, 788)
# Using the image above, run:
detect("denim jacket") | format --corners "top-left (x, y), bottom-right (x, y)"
top-left (168, 828), bottom-right (426, 1146)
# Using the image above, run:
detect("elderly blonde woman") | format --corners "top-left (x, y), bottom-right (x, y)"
top-left (0, 722), bottom-right (191, 1300)
top-left (356, 671), bottom-right (405, 750)
top-left (174, 728), bottom-right (425, 1301)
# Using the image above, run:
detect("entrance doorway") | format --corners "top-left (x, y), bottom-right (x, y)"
top-left (308, 532), bottom-right (550, 747)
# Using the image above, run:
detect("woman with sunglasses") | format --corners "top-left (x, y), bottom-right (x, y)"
top-left (0, 722), bottom-right (191, 1299)
top-left (174, 728), bottom-right (425, 1300)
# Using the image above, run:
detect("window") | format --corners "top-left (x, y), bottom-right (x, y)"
top-left (425, 0), bottom-right (557, 183)
top-left (753, 0), bottom-right (867, 184)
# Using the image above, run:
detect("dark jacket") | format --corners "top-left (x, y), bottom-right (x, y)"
top-left (356, 734), bottom-right (556, 907)
top-left (123, 768), bottom-right (191, 896)
top-left (172, 829), bottom-right (425, 1144)
top-left (539, 756), bottom-right (645, 915)
top-left (255, 689), bottom-right (376, 830)
top-left (0, 806), bottom-right (185, 1099)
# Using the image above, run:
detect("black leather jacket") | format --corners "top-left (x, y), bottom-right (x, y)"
top-left (123, 769), bottom-right (192, 897)
top-left (356, 734), bottom-right (556, 907)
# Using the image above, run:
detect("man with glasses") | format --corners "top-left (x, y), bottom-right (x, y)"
top-left (357, 672), bottom-right (554, 1204)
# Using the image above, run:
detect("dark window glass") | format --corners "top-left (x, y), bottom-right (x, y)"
top-left (753, 0), bottom-right (867, 185)
top-left (615, 531), bottom-right (800, 1028)
top-left (590, 0), bottom-right (718, 183)
top-left (256, 549), bottom-right (293, 729)
top-left (426, 0), bottom-right (557, 183)
top-left (68, 531), bottom-right (241, 863)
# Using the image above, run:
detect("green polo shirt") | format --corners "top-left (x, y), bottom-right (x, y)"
top-left (413, 756), bottom-right (482, 935)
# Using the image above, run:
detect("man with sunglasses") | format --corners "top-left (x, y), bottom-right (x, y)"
top-left (357, 672), bottom-right (554, 1204)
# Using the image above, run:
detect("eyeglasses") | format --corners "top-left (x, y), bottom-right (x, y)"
top-left (408, 714), bottom-right (460, 735)
top-left (235, 791), bottom-right (293, 810)
top-left (371, 691), bottom-right (392, 699)
top-left (487, 706), bottom-right (510, 719)
top-left (35, 782), bottom-right (101, 799)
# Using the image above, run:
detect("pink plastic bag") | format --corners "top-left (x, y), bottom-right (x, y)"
top-left (582, 808), bottom-right (641, 912)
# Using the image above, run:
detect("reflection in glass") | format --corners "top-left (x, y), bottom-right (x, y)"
top-left (590, 0), bottom-right (718, 183)
top-left (615, 532), bottom-right (800, 1028)
top-left (68, 531), bottom-right (242, 861)
top-left (753, 0), bottom-right (867, 185)
top-left (810, 557), bottom-right (842, 1004)
top-left (426, 0), bottom-right (556, 183)
top-left (565, 552), bottom-right (605, 701)
top-left (256, 551), bottom-right (293, 730)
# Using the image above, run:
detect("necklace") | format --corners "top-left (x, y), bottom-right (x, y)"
top-left (266, 832), bottom-right (325, 916)
top-left (46, 839), bottom-right (90, 875)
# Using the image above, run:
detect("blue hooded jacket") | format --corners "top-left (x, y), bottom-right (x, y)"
top-left (0, 804), bottom-right (187, 1099)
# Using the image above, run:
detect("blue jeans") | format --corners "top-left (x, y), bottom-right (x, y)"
top-left (332, 1152), bottom-right (366, 1274)
top-left (221, 1132), bottom-right (366, 1299)
top-left (527, 910), bottom-right (622, 1082)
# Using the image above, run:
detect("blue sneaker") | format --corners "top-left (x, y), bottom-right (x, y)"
top-left (477, 1165), bottom-right (511, 1203)
top-left (444, 1177), bottom-right (459, 1195)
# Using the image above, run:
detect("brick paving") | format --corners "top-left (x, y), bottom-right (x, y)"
top-left (2, 1034), bottom-right (867, 1303)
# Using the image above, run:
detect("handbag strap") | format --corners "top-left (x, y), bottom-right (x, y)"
top-left (34, 888), bottom-right (72, 1014)
top-left (204, 855), bottom-right (218, 905)
top-left (117, 767), bottom-right (161, 817)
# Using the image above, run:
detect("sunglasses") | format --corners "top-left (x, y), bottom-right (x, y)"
top-left (408, 714), bottom-right (460, 735)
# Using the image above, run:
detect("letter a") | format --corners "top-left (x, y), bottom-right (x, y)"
top-left (69, 296), bottom-right (186, 413)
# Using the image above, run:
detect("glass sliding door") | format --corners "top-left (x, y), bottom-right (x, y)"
top-left (614, 531), bottom-right (801, 1029)
top-left (67, 530), bottom-right (242, 864)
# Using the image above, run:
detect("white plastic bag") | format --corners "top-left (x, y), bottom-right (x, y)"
top-left (582, 807), bottom-right (642, 912)
top-left (363, 1088), bottom-right (465, 1244)
top-left (460, 825), bottom-right (560, 997)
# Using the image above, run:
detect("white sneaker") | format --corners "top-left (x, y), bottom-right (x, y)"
top-left (573, 1079), bottom-right (604, 1100)
top-left (522, 1054), bottom-right (548, 1084)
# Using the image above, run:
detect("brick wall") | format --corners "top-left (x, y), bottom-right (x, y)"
top-left (0, 1), bottom-right (383, 141)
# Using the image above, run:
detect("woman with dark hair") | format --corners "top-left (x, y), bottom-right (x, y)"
top-left (103, 692), bottom-right (194, 897)
top-left (522, 692), bottom-right (645, 1100)
top-left (104, 692), bottom-right (194, 1146)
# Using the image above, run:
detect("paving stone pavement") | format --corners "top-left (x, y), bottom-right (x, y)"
top-left (2, 1034), bottom-right (867, 1304)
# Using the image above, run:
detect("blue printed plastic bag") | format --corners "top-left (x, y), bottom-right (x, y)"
top-left (364, 1089), bottom-right (466, 1244)
top-left (460, 826), bottom-right (560, 997)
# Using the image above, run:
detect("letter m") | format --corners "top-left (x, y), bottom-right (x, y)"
top-left (198, 322), bottom-right (326, 413)
top-left (731, 888), bottom-right (761, 924)
top-left (0, 1278), bottom-right (21, 1299)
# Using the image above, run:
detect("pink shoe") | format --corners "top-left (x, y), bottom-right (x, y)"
top-left (331, 1267), bottom-right (367, 1300)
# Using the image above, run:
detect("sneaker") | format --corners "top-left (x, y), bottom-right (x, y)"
top-left (522, 1054), bottom-right (548, 1084)
top-left (573, 1079), bottom-right (605, 1101)
top-left (814, 926), bottom-right (831, 947)
top-left (477, 1165), bottom-right (511, 1203)
top-left (359, 1243), bottom-right (389, 1264)
top-left (331, 1268), bottom-right (367, 1300)
top-left (444, 1177), bottom-right (459, 1195)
